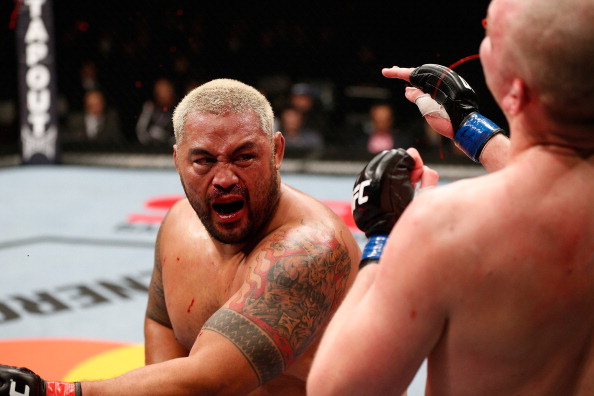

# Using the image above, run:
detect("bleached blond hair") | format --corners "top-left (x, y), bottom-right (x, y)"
top-left (172, 78), bottom-right (275, 143)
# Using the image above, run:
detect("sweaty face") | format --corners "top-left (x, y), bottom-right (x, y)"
top-left (175, 111), bottom-right (281, 245)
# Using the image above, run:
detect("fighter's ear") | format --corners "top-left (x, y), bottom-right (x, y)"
top-left (273, 131), bottom-right (285, 170)
top-left (501, 78), bottom-right (528, 116)
top-left (173, 144), bottom-right (180, 172)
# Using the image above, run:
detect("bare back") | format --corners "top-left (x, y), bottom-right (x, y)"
top-left (412, 149), bottom-right (594, 395)
top-left (146, 183), bottom-right (360, 395)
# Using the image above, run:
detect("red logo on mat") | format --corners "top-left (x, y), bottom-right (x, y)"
top-left (127, 195), bottom-right (183, 224)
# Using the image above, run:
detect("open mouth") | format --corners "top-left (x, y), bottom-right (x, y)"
top-left (213, 200), bottom-right (245, 215)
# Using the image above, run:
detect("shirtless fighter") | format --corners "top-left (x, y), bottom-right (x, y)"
top-left (0, 78), bottom-right (366, 396)
top-left (308, 0), bottom-right (594, 394)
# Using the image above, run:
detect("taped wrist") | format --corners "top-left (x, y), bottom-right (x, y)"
top-left (45, 381), bottom-right (82, 396)
top-left (454, 113), bottom-right (505, 162)
top-left (361, 234), bottom-right (388, 265)
top-left (414, 94), bottom-right (450, 120)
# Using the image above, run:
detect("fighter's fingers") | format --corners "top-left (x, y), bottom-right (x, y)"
top-left (405, 87), bottom-right (425, 103)
top-left (406, 147), bottom-right (424, 182)
top-left (406, 147), bottom-right (440, 189)
top-left (381, 66), bottom-right (415, 81)
top-left (418, 165), bottom-right (439, 189)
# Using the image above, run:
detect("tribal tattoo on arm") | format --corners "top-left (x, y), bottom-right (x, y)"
top-left (203, 224), bottom-right (352, 384)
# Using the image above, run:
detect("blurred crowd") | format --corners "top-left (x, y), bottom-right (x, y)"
top-left (0, 1), bottom-right (495, 162)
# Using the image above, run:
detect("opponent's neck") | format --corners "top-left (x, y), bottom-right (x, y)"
top-left (508, 113), bottom-right (594, 160)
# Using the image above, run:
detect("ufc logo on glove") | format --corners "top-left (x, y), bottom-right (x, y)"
top-left (352, 179), bottom-right (371, 210)
top-left (9, 379), bottom-right (28, 396)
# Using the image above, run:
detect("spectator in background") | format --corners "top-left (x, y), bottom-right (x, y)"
top-left (136, 77), bottom-right (177, 146)
top-left (278, 106), bottom-right (324, 157)
top-left (63, 89), bottom-right (124, 144)
top-left (288, 82), bottom-right (330, 140)
top-left (63, 60), bottom-right (104, 114)
top-left (362, 102), bottom-right (414, 154)
top-left (80, 60), bottom-right (101, 93)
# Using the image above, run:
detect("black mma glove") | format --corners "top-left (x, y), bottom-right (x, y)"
top-left (352, 149), bottom-right (415, 268)
top-left (410, 64), bottom-right (506, 162)
top-left (0, 364), bottom-right (81, 396)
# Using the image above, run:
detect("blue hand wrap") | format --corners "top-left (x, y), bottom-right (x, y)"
top-left (454, 113), bottom-right (504, 162)
top-left (362, 234), bottom-right (389, 261)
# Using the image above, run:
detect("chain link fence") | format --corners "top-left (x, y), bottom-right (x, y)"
top-left (1, 0), bottom-right (503, 172)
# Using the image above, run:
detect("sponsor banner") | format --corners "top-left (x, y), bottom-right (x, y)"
top-left (0, 271), bottom-right (151, 325)
top-left (16, 0), bottom-right (60, 164)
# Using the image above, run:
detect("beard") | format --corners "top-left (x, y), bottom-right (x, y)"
top-left (180, 167), bottom-right (280, 245)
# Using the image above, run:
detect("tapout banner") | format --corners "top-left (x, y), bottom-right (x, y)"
top-left (16, 0), bottom-right (60, 164)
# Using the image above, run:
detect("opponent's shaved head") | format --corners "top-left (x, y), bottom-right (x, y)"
top-left (173, 78), bottom-right (275, 143)
top-left (501, 0), bottom-right (594, 125)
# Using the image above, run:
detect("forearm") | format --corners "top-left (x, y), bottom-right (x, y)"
top-left (81, 357), bottom-right (215, 396)
top-left (316, 264), bottom-right (379, 351)
top-left (84, 328), bottom-right (260, 396)
top-left (311, 148), bottom-right (418, 395)
top-left (340, 264), bottom-right (379, 306)
top-left (478, 133), bottom-right (510, 172)
top-left (308, 265), bottom-right (379, 396)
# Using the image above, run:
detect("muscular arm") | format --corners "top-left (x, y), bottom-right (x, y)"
top-left (308, 194), bottom-right (449, 396)
top-left (83, 222), bottom-right (353, 395)
top-left (203, 224), bottom-right (353, 384)
top-left (144, 211), bottom-right (188, 364)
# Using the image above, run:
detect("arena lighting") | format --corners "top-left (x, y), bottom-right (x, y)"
top-left (16, 0), bottom-right (60, 164)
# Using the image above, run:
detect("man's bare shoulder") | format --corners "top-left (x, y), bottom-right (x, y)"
top-left (156, 197), bottom-right (211, 257)
top-left (405, 173), bottom-right (505, 231)
top-left (256, 214), bottom-right (359, 274)
top-left (159, 197), bottom-right (199, 231)
top-left (382, 172), bottom-right (512, 281)
top-left (278, 185), bottom-right (348, 222)
top-left (275, 184), bottom-right (360, 248)
top-left (164, 196), bottom-right (192, 219)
